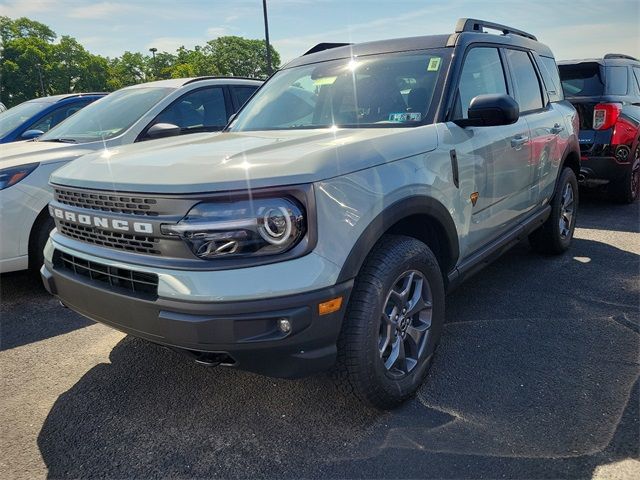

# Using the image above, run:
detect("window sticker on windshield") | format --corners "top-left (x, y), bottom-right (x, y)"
top-left (314, 76), bottom-right (337, 85)
top-left (427, 57), bottom-right (441, 71)
top-left (389, 112), bottom-right (422, 122)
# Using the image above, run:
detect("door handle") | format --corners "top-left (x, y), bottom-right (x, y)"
top-left (511, 135), bottom-right (529, 149)
top-left (550, 123), bottom-right (564, 134)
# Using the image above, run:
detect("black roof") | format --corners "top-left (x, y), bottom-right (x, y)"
top-left (285, 18), bottom-right (554, 69)
top-left (558, 54), bottom-right (640, 67)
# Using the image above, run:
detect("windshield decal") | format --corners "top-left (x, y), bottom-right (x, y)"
top-left (427, 57), bottom-right (441, 72)
top-left (388, 112), bottom-right (422, 123)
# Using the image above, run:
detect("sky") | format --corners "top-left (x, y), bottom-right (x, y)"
top-left (1, 0), bottom-right (639, 62)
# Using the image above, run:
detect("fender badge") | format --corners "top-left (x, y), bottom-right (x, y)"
top-left (470, 192), bottom-right (479, 206)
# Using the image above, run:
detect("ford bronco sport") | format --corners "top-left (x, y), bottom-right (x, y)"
top-left (42, 19), bottom-right (580, 408)
top-left (558, 54), bottom-right (640, 203)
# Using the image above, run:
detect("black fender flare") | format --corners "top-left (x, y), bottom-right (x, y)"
top-left (336, 195), bottom-right (460, 283)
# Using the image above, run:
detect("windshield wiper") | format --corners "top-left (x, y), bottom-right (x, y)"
top-left (41, 138), bottom-right (78, 143)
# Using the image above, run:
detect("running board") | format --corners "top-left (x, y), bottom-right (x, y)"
top-left (446, 205), bottom-right (551, 292)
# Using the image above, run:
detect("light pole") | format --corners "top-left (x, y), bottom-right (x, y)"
top-left (149, 47), bottom-right (157, 79)
top-left (262, 0), bottom-right (272, 76)
top-left (36, 62), bottom-right (45, 96)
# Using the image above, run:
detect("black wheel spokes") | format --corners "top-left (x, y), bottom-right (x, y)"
top-left (379, 270), bottom-right (433, 377)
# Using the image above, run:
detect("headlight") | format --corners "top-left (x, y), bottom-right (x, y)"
top-left (0, 163), bottom-right (39, 190)
top-left (161, 197), bottom-right (306, 259)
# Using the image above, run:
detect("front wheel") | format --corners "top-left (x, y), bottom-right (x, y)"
top-left (29, 214), bottom-right (55, 273)
top-left (529, 167), bottom-right (579, 254)
top-left (333, 235), bottom-right (445, 409)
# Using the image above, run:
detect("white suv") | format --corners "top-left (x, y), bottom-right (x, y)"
top-left (0, 77), bottom-right (261, 273)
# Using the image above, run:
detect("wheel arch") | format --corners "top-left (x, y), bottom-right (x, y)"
top-left (561, 148), bottom-right (581, 178)
top-left (28, 205), bottom-right (54, 265)
top-left (336, 196), bottom-right (459, 284)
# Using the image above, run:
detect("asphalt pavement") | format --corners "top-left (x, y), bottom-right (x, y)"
top-left (1, 192), bottom-right (638, 479)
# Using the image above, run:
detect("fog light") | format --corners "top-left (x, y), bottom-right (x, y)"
top-left (278, 318), bottom-right (291, 333)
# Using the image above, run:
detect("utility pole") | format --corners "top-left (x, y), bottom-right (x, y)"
top-left (149, 47), bottom-right (158, 80)
top-left (262, 0), bottom-right (272, 76)
top-left (36, 63), bottom-right (45, 96)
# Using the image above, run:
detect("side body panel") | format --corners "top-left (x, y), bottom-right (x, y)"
top-left (435, 119), bottom-right (532, 255)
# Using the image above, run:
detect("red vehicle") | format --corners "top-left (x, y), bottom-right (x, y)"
top-left (558, 54), bottom-right (640, 203)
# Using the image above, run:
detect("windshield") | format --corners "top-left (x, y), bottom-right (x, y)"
top-left (0, 101), bottom-right (50, 137)
top-left (231, 51), bottom-right (447, 131)
top-left (40, 87), bottom-right (174, 143)
top-left (559, 63), bottom-right (605, 97)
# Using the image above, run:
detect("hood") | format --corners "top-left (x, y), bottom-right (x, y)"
top-left (51, 127), bottom-right (438, 193)
top-left (0, 140), bottom-right (96, 170)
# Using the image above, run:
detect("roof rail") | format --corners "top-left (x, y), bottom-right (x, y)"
top-left (455, 18), bottom-right (537, 41)
top-left (604, 53), bottom-right (638, 61)
top-left (303, 43), bottom-right (352, 56)
top-left (183, 76), bottom-right (262, 85)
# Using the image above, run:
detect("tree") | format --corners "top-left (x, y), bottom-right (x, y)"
top-left (0, 16), bottom-right (281, 107)
top-left (206, 36), bottom-right (280, 78)
top-left (106, 52), bottom-right (149, 90)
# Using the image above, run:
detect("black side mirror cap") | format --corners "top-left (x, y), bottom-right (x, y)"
top-left (454, 94), bottom-right (520, 127)
top-left (21, 129), bottom-right (45, 140)
top-left (146, 123), bottom-right (181, 139)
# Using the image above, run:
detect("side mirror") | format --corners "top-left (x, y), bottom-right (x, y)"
top-left (227, 113), bottom-right (237, 124)
top-left (455, 94), bottom-right (519, 127)
top-left (21, 129), bottom-right (45, 140)
top-left (146, 123), bottom-right (181, 139)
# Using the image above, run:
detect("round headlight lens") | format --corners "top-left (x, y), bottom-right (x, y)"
top-left (259, 206), bottom-right (292, 245)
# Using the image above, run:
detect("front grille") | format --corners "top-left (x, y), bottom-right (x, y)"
top-left (54, 250), bottom-right (158, 297)
top-left (59, 220), bottom-right (161, 255)
top-left (54, 188), bottom-right (160, 216)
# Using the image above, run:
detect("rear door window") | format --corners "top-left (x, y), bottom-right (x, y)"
top-left (606, 66), bottom-right (628, 95)
top-left (233, 86), bottom-right (259, 109)
top-left (453, 47), bottom-right (508, 119)
top-left (505, 49), bottom-right (544, 112)
top-left (152, 86), bottom-right (228, 132)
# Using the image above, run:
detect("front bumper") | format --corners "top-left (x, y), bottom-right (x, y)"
top-left (41, 253), bottom-right (352, 378)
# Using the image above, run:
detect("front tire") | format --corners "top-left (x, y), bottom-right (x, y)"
top-left (29, 214), bottom-right (55, 273)
top-left (333, 235), bottom-right (445, 409)
top-left (529, 167), bottom-right (579, 254)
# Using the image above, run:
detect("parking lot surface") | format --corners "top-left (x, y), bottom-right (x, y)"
top-left (1, 193), bottom-right (638, 479)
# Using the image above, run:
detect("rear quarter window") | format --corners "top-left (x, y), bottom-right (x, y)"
top-left (606, 66), bottom-right (628, 95)
top-left (537, 56), bottom-right (564, 102)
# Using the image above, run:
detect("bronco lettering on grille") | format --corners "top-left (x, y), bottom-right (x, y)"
top-left (50, 206), bottom-right (154, 234)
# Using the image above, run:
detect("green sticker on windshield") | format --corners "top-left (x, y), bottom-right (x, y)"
top-left (427, 57), bottom-right (441, 71)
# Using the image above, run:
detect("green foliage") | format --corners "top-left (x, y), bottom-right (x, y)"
top-left (207, 36), bottom-right (280, 78)
top-left (0, 16), bottom-right (280, 107)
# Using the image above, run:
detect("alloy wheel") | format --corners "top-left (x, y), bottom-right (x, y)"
top-left (559, 181), bottom-right (575, 239)
top-left (379, 270), bottom-right (433, 378)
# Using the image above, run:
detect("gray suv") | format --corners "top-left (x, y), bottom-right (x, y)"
top-left (42, 19), bottom-right (580, 408)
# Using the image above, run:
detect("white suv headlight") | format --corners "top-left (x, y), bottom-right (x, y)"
top-left (0, 163), bottom-right (39, 190)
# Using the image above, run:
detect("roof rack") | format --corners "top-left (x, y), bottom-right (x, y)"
top-left (183, 76), bottom-right (262, 85)
top-left (604, 53), bottom-right (638, 61)
top-left (303, 43), bottom-right (352, 56)
top-left (455, 18), bottom-right (537, 41)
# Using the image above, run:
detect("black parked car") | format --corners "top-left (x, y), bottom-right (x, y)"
top-left (558, 54), bottom-right (640, 203)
